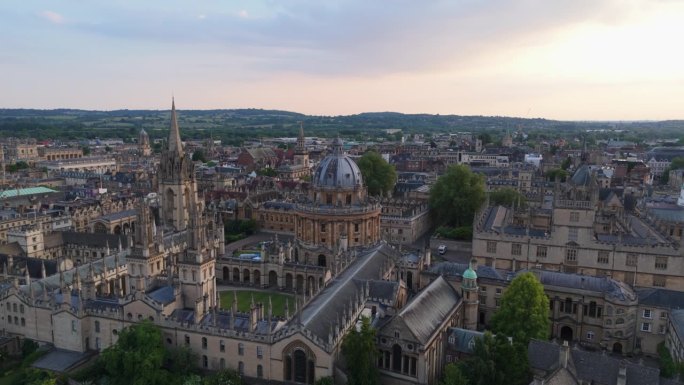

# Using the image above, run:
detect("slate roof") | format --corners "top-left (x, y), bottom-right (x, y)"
top-left (428, 261), bottom-right (504, 281)
top-left (446, 327), bottom-right (484, 354)
top-left (32, 348), bottom-right (95, 372)
top-left (365, 280), bottom-right (399, 302)
top-left (147, 285), bottom-right (176, 305)
top-left (395, 276), bottom-right (460, 344)
top-left (635, 288), bottom-right (684, 310)
top-left (671, 309), bottom-right (684, 341)
top-left (528, 340), bottom-right (662, 385)
top-left (97, 209), bottom-right (137, 222)
top-left (299, 243), bottom-right (399, 341)
top-left (528, 339), bottom-right (561, 373)
top-left (570, 165), bottom-right (592, 186)
top-left (517, 269), bottom-right (636, 303)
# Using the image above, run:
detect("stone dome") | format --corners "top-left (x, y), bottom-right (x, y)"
top-left (312, 139), bottom-right (363, 190)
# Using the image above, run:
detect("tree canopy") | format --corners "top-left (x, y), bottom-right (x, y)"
top-left (489, 187), bottom-right (526, 208)
top-left (545, 168), bottom-right (568, 182)
top-left (457, 332), bottom-right (530, 385)
top-left (429, 165), bottom-right (486, 228)
top-left (490, 272), bottom-right (550, 344)
top-left (101, 322), bottom-right (172, 385)
top-left (440, 363), bottom-right (469, 385)
top-left (342, 317), bottom-right (379, 385)
top-left (192, 149), bottom-right (207, 163)
top-left (357, 151), bottom-right (397, 196)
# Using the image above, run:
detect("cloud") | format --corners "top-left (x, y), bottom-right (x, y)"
top-left (40, 10), bottom-right (64, 24)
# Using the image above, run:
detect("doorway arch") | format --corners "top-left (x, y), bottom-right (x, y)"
top-left (560, 326), bottom-right (573, 341)
top-left (613, 342), bottom-right (623, 354)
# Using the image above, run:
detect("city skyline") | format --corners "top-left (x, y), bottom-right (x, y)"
top-left (2, 0), bottom-right (684, 121)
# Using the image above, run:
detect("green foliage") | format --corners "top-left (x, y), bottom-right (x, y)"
top-left (545, 168), bottom-right (568, 182)
top-left (165, 346), bottom-right (198, 377)
top-left (315, 377), bottom-right (334, 385)
top-left (560, 157), bottom-right (571, 170)
top-left (429, 165), bottom-right (486, 228)
top-left (342, 317), bottom-right (379, 385)
top-left (478, 133), bottom-right (492, 145)
top-left (6, 161), bottom-right (29, 173)
top-left (82, 146), bottom-right (91, 156)
top-left (661, 157), bottom-right (684, 185)
top-left (489, 188), bottom-right (526, 208)
top-left (105, 146), bottom-right (112, 152)
top-left (224, 219), bottom-right (258, 243)
top-left (21, 339), bottom-right (38, 358)
top-left (100, 322), bottom-right (172, 385)
top-left (458, 333), bottom-right (530, 385)
top-left (192, 150), bottom-right (207, 163)
top-left (658, 342), bottom-right (678, 378)
top-left (491, 272), bottom-right (550, 345)
top-left (219, 290), bottom-right (293, 317)
top-left (357, 151), bottom-right (397, 196)
top-left (435, 226), bottom-right (473, 241)
top-left (440, 363), bottom-right (469, 385)
top-left (256, 167), bottom-right (277, 177)
top-left (203, 370), bottom-right (242, 385)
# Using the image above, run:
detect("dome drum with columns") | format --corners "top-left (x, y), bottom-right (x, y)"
top-left (294, 138), bottom-right (381, 254)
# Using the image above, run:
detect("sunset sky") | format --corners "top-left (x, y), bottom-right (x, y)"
top-left (1, 0), bottom-right (683, 120)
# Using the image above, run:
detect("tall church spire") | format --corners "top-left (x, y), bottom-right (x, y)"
top-left (168, 98), bottom-right (183, 155)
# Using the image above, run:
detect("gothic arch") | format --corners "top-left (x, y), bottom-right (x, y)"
top-left (282, 340), bottom-right (316, 384)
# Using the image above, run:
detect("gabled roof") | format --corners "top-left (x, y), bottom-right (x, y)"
top-left (394, 276), bottom-right (460, 344)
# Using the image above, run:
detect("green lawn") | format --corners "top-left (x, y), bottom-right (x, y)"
top-left (219, 290), bottom-right (294, 318)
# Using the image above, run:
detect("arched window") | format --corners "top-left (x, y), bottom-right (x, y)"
top-left (202, 355), bottom-right (208, 368)
top-left (220, 358), bottom-right (225, 370)
top-left (238, 361), bottom-right (244, 376)
top-left (257, 364), bottom-right (263, 378)
top-left (392, 344), bottom-right (402, 372)
top-left (202, 337), bottom-right (207, 349)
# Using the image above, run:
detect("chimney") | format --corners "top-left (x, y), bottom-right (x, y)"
top-left (559, 340), bottom-right (570, 369)
top-left (616, 361), bottom-right (627, 385)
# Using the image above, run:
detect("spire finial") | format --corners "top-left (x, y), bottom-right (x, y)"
top-left (168, 98), bottom-right (183, 154)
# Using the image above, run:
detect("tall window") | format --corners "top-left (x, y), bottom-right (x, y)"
top-left (511, 243), bottom-right (522, 256)
top-left (536, 246), bottom-right (547, 258)
top-left (95, 321), bottom-right (100, 333)
top-left (486, 241), bottom-right (497, 254)
top-left (238, 343), bottom-right (244, 356)
top-left (655, 257), bottom-right (668, 270)
top-left (257, 346), bottom-right (263, 359)
top-left (597, 251), bottom-right (609, 264)
top-left (570, 212), bottom-right (580, 222)
top-left (565, 248), bottom-right (577, 262)
top-left (202, 337), bottom-right (208, 349)
top-left (257, 364), bottom-right (263, 378)
top-left (653, 275), bottom-right (666, 287)
top-left (626, 253), bottom-right (638, 267)
top-left (220, 340), bottom-right (225, 352)
top-left (568, 228), bottom-right (578, 242)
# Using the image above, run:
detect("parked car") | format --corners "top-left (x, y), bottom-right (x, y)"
top-left (438, 245), bottom-right (447, 255)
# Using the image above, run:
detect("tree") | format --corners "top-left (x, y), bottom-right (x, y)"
top-left (203, 370), bottom-right (243, 385)
top-left (429, 165), bottom-right (486, 228)
top-left (459, 333), bottom-right (529, 385)
top-left (342, 317), bottom-right (379, 385)
top-left (489, 188), bottom-right (526, 208)
top-left (357, 151), bottom-right (397, 196)
top-left (100, 322), bottom-right (172, 385)
top-left (256, 167), bottom-right (277, 177)
top-left (440, 363), bottom-right (469, 385)
top-left (82, 146), bottom-right (91, 156)
top-left (545, 168), bottom-right (568, 182)
top-left (490, 272), bottom-right (550, 344)
top-left (661, 157), bottom-right (684, 185)
top-left (192, 150), bottom-right (207, 163)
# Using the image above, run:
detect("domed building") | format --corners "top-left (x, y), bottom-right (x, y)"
top-left (294, 138), bottom-right (381, 267)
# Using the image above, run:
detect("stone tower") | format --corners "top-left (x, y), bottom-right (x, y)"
top-left (139, 128), bottom-right (151, 157)
top-left (294, 122), bottom-right (309, 169)
top-left (158, 99), bottom-right (198, 232)
top-left (462, 260), bottom-right (479, 330)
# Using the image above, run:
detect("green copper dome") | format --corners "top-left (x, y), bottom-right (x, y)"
top-left (463, 266), bottom-right (477, 280)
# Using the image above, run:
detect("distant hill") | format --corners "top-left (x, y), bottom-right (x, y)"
top-left (0, 108), bottom-right (682, 145)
